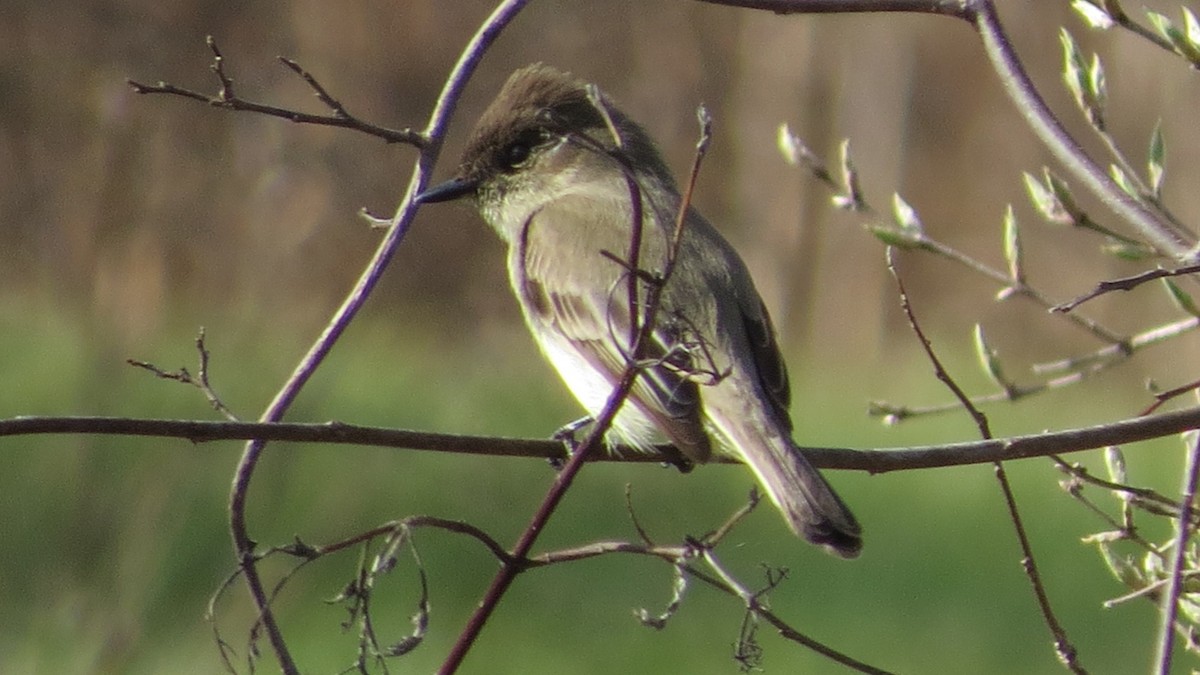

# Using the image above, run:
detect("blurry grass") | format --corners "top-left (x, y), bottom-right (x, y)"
top-left (0, 300), bottom-right (1186, 674)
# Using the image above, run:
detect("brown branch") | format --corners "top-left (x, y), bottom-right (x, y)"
top-left (127, 328), bottom-right (240, 421)
top-left (527, 495), bottom-right (894, 674)
top-left (438, 77), bottom-right (713, 675)
top-left (1155, 434), bottom-right (1200, 674)
top-left (888, 249), bottom-right (1086, 673)
top-left (1054, 264), bottom-right (1200, 313)
top-left (128, 36), bottom-right (427, 147)
top-left (4, 407), bottom-right (1200, 472)
top-left (694, 0), bottom-right (962, 14)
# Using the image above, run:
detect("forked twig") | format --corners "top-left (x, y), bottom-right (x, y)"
top-left (129, 37), bottom-right (426, 146)
top-left (127, 328), bottom-right (239, 421)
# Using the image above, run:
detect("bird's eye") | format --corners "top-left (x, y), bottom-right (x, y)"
top-left (499, 129), bottom-right (544, 170)
top-left (502, 140), bottom-right (532, 168)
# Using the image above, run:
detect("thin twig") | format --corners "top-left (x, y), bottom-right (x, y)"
top-left (874, 314), bottom-right (1200, 420)
top-left (1055, 264), bottom-right (1200, 313)
top-left (1154, 433), bottom-right (1200, 674)
top-left (1033, 316), bottom-right (1196, 375)
top-left (127, 328), bottom-right (240, 421)
top-left (684, 562), bottom-right (894, 674)
top-left (1144, 378), bottom-right (1200, 416)
top-left (1054, 458), bottom-right (1192, 519)
top-left (888, 248), bottom-right (1086, 673)
top-left (191, 2), bottom-right (532, 672)
top-left (128, 37), bottom-right (426, 147)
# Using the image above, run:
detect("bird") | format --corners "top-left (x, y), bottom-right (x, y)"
top-left (418, 64), bottom-right (861, 558)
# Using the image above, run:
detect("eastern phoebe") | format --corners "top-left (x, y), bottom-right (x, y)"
top-left (419, 64), bottom-right (861, 558)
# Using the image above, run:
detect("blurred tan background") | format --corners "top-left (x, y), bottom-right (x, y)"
top-left (4, 0), bottom-right (1198, 374)
top-left (3, 1), bottom-right (1200, 673)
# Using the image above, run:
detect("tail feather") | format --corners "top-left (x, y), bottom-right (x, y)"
top-left (723, 422), bottom-right (862, 558)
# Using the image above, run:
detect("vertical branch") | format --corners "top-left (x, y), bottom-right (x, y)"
top-left (886, 249), bottom-right (1086, 673)
top-left (1153, 433), bottom-right (1200, 674)
top-left (225, 1), bottom-right (530, 672)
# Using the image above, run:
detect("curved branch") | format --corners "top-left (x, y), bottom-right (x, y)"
top-left (697, 0), bottom-right (1195, 258)
top-left (968, 1), bottom-right (1192, 258)
top-left (211, 2), bottom-right (532, 672)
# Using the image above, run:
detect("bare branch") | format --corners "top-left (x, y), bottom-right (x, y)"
top-left (5, 407), bottom-right (1200, 472)
top-left (128, 328), bottom-right (240, 421)
top-left (1055, 264), bottom-right (1200, 313)
top-left (694, 0), bottom-right (963, 14)
top-left (888, 249), bottom-right (1086, 672)
top-left (128, 36), bottom-right (426, 146)
top-left (1155, 434), bottom-right (1200, 674)
top-left (440, 67), bottom-right (712, 675)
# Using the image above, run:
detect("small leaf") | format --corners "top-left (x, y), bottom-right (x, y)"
top-left (1104, 445), bottom-right (1128, 485)
top-left (1002, 204), bottom-right (1024, 285)
top-left (1059, 29), bottom-right (1104, 127)
top-left (1089, 53), bottom-right (1107, 116)
top-left (1148, 10), bottom-right (1200, 63)
top-left (1163, 277), bottom-right (1200, 317)
top-left (836, 139), bottom-right (864, 211)
top-left (1093, 541), bottom-right (1142, 588)
top-left (1101, 238), bottom-right (1156, 260)
top-left (1148, 11), bottom-right (1181, 45)
top-left (1044, 168), bottom-right (1085, 225)
top-left (1023, 171), bottom-right (1060, 223)
top-left (1060, 30), bottom-right (1089, 112)
top-left (1109, 164), bottom-right (1138, 198)
top-left (867, 222), bottom-right (923, 249)
top-left (973, 324), bottom-right (1012, 393)
top-left (891, 193), bottom-right (924, 235)
top-left (777, 123), bottom-right (801, 167)
top-left (1071, 0), bottom-right (1115, 29)
top-left (1022, 168), bottom-right (1084, 227)
top-left (1144, 549), bottom-right (1165, 581)
top-left (1185, 7), bottom-right (1200, 53)
top-left (777, 123), bottom-right (833, 185)
top-left (1148, 120), bottom-right (1165, 198)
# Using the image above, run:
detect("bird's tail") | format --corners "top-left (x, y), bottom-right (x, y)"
top-left (721, 420), bottom-right (862, 558)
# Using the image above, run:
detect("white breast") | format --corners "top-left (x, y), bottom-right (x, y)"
top-left (533, 329), bottom-right (659, 453)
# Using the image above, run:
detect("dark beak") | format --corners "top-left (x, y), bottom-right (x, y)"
top-left (415, 177), bottom-right (478, 204)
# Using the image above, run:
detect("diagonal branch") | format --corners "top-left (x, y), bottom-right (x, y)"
top-left (438, 87), bottom-right (714, 675)
top-left (188, 2), bottom-right (533, 672)
top-left (888, 249), bottom-right (1086, 673)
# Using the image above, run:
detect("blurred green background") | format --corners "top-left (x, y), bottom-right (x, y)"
top-left (3, 1), bottom-right (1200, 673)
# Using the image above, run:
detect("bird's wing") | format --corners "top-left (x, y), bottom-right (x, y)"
top-left (737, 295), bottom-right (792, 432)
top-left (514, 196), bottom-right (711, 460)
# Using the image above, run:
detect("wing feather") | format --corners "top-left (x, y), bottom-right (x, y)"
top-left (514, 196), bottom-right (711, 460)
